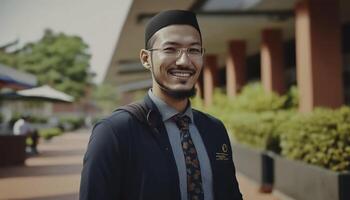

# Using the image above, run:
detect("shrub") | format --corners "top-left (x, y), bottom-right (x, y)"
top-left (194, 83), bottom-right (350, 172)
top-left (279, 107), bottom-right (350, 172)
top-left (227, 110), bottom-right (295, 153)
top-left (30, 116), bottom-right (48, 124)
top-left (58, 116), bottom-right (84, 131)
top-left (228, 83), bottom-right (292, 112)
top-left (9, 114), bottom-right (21, 128)
top-left (192, 83), bottom-right (298, 152)
top-left (9, 114), bottom-right (48, 127)
top-left (284, 85), bottom-right (299, 109)
top-left (39, 127), bottom-right (63, 140)
top-left (193, 83), bottom-right (298, 114)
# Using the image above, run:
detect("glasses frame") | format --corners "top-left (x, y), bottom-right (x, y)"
top-left (147, 47), bottom-right (205, 59)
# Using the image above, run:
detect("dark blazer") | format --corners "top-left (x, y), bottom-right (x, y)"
top-left (80, 94), bottom-right (242, 200)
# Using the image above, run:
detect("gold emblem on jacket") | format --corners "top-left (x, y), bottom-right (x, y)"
top-left (216, 144), bottom-right (230, 161)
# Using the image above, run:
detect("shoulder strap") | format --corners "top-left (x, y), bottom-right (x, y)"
top-left (113, 101), bottom-right (149, 124)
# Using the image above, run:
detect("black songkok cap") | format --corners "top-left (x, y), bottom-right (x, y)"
top-left (145, 10), bottom-right (201, 48)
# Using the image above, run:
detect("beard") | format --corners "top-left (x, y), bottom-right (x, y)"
top-left (152, 70), bottom-right (197, 100)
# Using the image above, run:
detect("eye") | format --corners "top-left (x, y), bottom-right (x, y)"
top-left (188, 48), bottom-right (202, 55)
top-left (162, 47), bottom-right (177, 54)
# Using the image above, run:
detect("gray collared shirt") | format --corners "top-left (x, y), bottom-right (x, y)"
top-left (148, 90), bottom-right (214, 200)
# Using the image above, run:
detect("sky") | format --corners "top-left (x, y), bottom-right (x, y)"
top-left (0, 0), bottom-right (132, 84)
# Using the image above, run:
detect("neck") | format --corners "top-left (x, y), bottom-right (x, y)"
top-left (152, 86), bottom-right (189, 112)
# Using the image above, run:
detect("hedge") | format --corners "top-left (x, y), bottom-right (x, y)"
top-left (39, 127), bottom-right (63, 140)
top-left (58, 116), bottom-right (84, 131)
top-left (278, 107), bottom-right (350, 172)
top-left (9, 114), bottom-right (48, 127)
top-left (227, 110), bottom-right (295, 153)
top-left (192, 83), bottom-right (297, 152)
top-left (193, 83), bottom-right (350, 172)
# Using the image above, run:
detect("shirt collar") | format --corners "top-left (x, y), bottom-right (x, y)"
top-left (148, 89), bottom-right (193, 122)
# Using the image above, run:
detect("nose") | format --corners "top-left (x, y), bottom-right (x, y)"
top-left (175, 50), bottom-right (191, 66)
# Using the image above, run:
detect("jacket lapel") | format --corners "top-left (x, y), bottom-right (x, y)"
top-left (143, 94), bottom-right (181, 199)
top-left (193, 110), bottom-right (223, 199)
top-left (192, 110), bottom-right (217, 169)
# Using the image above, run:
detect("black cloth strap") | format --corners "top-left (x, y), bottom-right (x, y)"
top-left (114, 101), bottom-right (149, 124)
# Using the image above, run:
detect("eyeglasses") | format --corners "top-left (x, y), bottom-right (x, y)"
top-left (147, 47), bottom-right (205, 59)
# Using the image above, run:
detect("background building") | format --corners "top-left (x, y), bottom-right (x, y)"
top-left (104, 0), bottom-right (350, 112)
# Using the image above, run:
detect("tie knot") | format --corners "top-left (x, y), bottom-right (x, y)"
top-left (173, 115), bottom-right (191, 132)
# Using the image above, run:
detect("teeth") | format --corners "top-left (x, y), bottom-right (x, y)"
top-left (172, 72), bottom-right (191, 77)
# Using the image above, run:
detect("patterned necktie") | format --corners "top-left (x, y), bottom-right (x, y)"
top-left (173, 114), bottom-right (204, 200)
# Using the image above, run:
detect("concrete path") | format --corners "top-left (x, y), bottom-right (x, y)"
top-left (0, 129), bottom-right (288, 200)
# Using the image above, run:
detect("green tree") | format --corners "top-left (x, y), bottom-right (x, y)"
top-left (0, 40), bottom-right (19, 67)
top-left (91, 83), bottom-right (119, 114)
top-left (0, 29), bottom-right (91, 99)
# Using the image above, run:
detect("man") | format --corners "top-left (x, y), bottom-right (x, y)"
top-left (13, 115), bottom-right (32, 136)
top-left (13, 114), bottom-right (39, 154)
top-left (80, 10), bottom-right (242, 200)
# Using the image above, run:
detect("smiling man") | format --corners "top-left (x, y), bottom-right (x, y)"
top-left (80, 10), bottom-right (242, 200)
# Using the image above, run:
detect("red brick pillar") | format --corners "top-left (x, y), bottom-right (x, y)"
top-left (226, 40), bottom-right (246, 98)
top-left (203, 55), bottom-right (218, 107)
top-left (261, 29), bottom-right (286, 95)
top-left (295, 0), bottom-right (343, 112)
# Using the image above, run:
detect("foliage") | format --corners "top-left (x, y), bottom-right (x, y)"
top-left (228, 110), bottom-right (295, 153)
top-left (0, 29), bottom-right (91, 99)
top-left (131, 89), bottom-right (149, 102)
top-left (58, 116), bottom-right (84, 131)
top-left (0, 40), bottom-right (18, 67)
top-left (192, 82), bottom-right (298, 126)
top-left (193, 82), bottom-right (350, 172)
top-left (39, 127), bottom-right (63, 140)
top-left (91, 83), bottom-right (119, 114)
top-left (192, 83), bottom-right (298, 152)
top-left (193, 82), bottom-right (298, 114)
top-left (29, 116), bottom-right (48, 124)
top-left (227, 83), bottom-right (293, 112)
top-left (91, 87), bottom-right (148, 115)
top-left (284, 85), bottom-right (299, 108)
top-left (8, 114), bottom-right (21, 128)
top-left (279, 107), bottom-right (350, 172)
top-left (8, 114), bottom-right (48, 127)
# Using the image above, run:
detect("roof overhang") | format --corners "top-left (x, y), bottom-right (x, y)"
top-left (104, 0), bottom-right (350, 92)
top-left (1, 85), bottom-right (74, 103)
top-left (0, 63), bottom-right (37, 89)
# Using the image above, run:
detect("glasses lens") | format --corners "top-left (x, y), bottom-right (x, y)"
top-left (150, 48), bottom-right (204, 58)
top-left (176, 48), bottom-right (204, 58)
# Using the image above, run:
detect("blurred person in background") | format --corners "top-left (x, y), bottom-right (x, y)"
top-left (13, 114), bottom-right (39, 154)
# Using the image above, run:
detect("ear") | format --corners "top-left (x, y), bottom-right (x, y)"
top-left (140, 49), bottom-right (151, 70)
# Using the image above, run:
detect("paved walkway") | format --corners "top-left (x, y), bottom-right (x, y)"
top-left (0, 129), bottom-right (287, 200)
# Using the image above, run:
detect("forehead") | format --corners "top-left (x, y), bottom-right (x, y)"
top-left (152, 25), bottom-right (201, 46)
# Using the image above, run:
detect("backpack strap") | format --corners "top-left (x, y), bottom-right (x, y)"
top-left (113, 101), bottom-right (149, 124)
